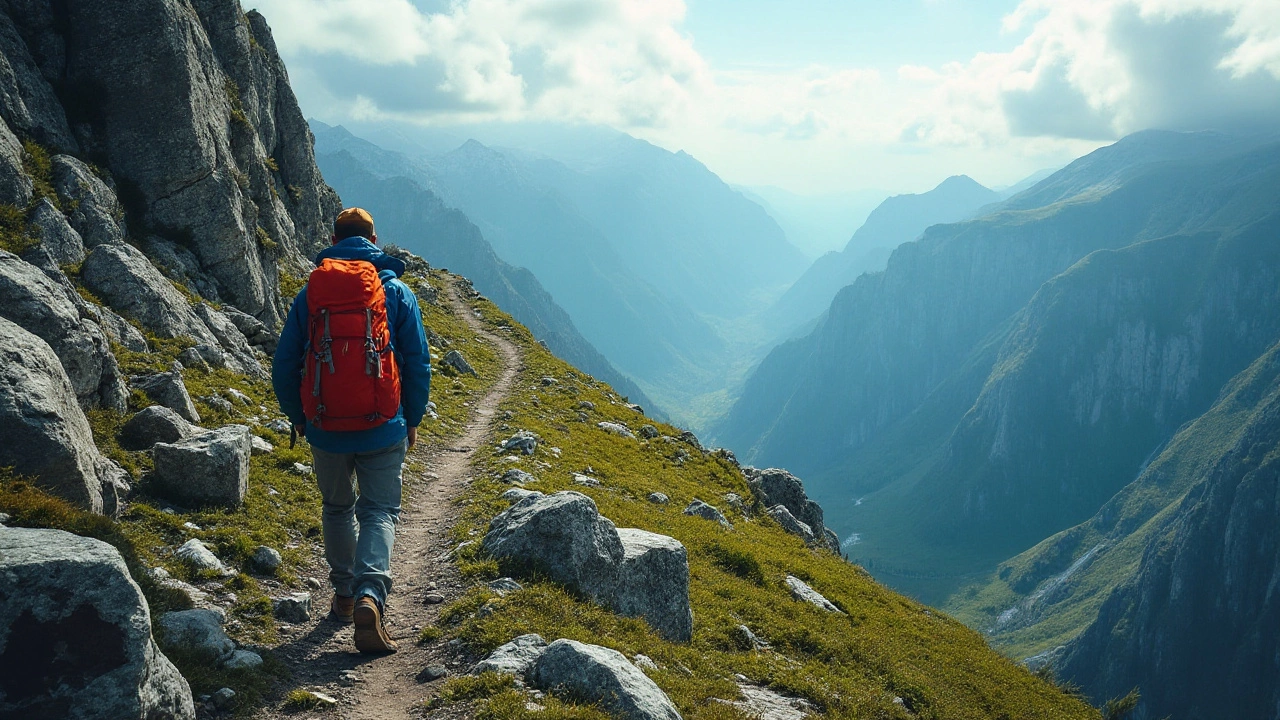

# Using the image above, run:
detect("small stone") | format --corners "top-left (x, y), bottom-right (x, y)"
top-left (339, 670), bottom-right (362, 686)
top-left (476, 601), bottom-right (498, 618)
top-left (250, 545), bottom-right (282, 574)
top-left (305, 577), bottom-right (323, 590)
top-left (417, 665), bottom-right (449, 683)
top-left (472, 633), bottom-right (548, 676)
top-left (226, 388), bottom-right (251, 405)
top-left (183, 521), bottom-right (202, 531)
top-left (502, 488), bottom-right (543, 505)
top-left (785, 575), bottom-right (844, 614)
top-left (577, 401), bottom-right (595, 411)
top-left (731, 624), bottom-right (768, 651)
top-left (501, 431), bottom-right (539, 455)
top-left (487, 577), bottom-right (523, 596)
top-left (684, 500), bottom-right (732, 528)
top-left (424, 593), bottom-right (445, 604)
top-left (0, 512), bottom-right (10, 525)
top-left (200, 395), bottom-right (234, 414)
top-left (443, 349), bottom-right (478, 376)
top-left (648, 492), bottom-right (670, 505)
top-left (292, 462), bottom-right (313, 475)
top-left (265, 419), bottom-right (290, 433)
top-left (638, 424), bottom-right (660, 439)
top-left (633, 654), bottom-right (658, 670)
top-left (272, 592), bottom-right (312, 623)
top-left (211, 687), bottom-right (236, 710)
top-left (224, 649), bottom-right (263, 670)
top-left (597, 421), bottom-right (635, 439)
top-left (174, 539), bottom-right (228, 574)
top-left (540, 377), bottom-right (558, 386)
top-left (573, 473), bottom-right (601, 487)
top-left (250, 436), bottom-right (274, 455)
top-left (502, 468), bottom-right (538, 485)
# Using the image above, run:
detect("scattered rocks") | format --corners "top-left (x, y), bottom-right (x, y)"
top-left (443, 349), bottom-right (478, 376)
top-left (785, 575), bottom-right (844, 614)
top-left (648, 492), bottom-right (670, 505)
top-left (174, 539), bottom-right (228, 574)
top-left (501, 430), bottom-right (540, 455)
top-left (719, 683), bottom-right (812, 720)
top-left (614, 529), bottom-right (694, 642)
top-left (473, 633), bottom-right (549, 676)
top-left (151, 425), bottom-right (252, 508)
top-left (529, 639), bottom-right (683, 720)
top-left (638, 424), bottom-right (660, 439)
top-left (0, 528), bottom-right (195, 719)
top-left (131, 367), bottom-right (201, 423)
top-left (273, 593), bottom-right (312, 623)
top-left (598, 421), bottom-right (635, 438)
top-left (250, 545), bottom-right (282, 574)
top-left (684, 500), bottom-right (732, 528)
top-left (120, 405), bottom-right (197, 450)
top-left (159, 608), bottom-right (235, 662)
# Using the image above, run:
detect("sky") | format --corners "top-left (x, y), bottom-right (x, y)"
top-left (247, 0), bottom-right (1280, 195)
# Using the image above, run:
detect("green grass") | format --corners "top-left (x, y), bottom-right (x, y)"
top-left (427, 294), bottom-right (1101, 720)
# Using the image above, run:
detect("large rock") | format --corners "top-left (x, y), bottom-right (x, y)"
top-left (746, 467), bottom-right (839, 552)
top-left (50, 155), bottom-right (126, 248)
top-left (131, 367), bottom-right (200, 424)
top-left (151, 425), bottom-right (251, 508)
top-left (529, 639), bottom-right (682, 720)
top-left (157, 609), bottom-right (233, 663)
top-left (0, 316), bottom-right (116, 512)
top-left (472, 633), bottom-right (548, 676)
top-left (80, 242), bottom-right (219, 345)
top-left (0, 12), bottom-right (77, 152)
top-left (483, 491), bottom-right (623, 606)
top-left (784, 575), bottom-right (844, 614)
top-left (0, 251), bottom-right (128, 411)
top-left (766, 505), bottom-right (815, 545)
top-left (120, 405), bottom-right (197, 450)
top-left (97, 306), bottom-right (149, 353)
top-left (29, 197), bottom-right (85, 265)
top-left (0, 528), bottom-right (195, 719)
top-left (193, 303), bottom-right (266, 378)
top-left (683, 500), bottom-right (732, 528)
top-left (613, 529), bottom-right (693, 642)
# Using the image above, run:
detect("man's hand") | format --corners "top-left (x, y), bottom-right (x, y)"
top-left (407, 426), bottom-right (418, 450)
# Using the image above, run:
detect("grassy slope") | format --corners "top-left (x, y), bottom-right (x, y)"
top-left (430, 295), bottom-right (1099, 720)
top-left (0, 266), bottom-right (501, 715)
top-left (944, 339), bottom-right (1280, 660)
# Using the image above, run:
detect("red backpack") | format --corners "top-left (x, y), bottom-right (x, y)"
top-left (300, 258), bottom-right (402, 431)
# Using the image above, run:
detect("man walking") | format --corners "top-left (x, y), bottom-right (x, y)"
top-left (272, 208), bottom-right (431, 653)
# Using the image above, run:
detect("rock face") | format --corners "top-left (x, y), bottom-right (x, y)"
top-left (51, 155), bottom-right (125, 248)
top-left (0, 316), bottom-right (119, 513)
top-left (613, 529), bottom-right (693, 642)
top-left (81, 243), bottom-right (219, 346)
top-left (0, 528), bottom-right (195, 719)
top-left (151, 425), bottom-right (252, 507)
top-left (120, 405), bottom-right (197, 450)
top-left (0, 251), bottom-right (127, 411)
top-left (131, 367), bottom-right (201, 423)
top-left (528, 639), bottom-right (683, 720)
top-left (29, 198), bottom-right (85, 265)
top-left (483, 491), bottom-right (623, 605)
top-left (483, 492), bottom-right (694, 641)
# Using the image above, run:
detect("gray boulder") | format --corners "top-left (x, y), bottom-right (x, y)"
top-left (120, 405), bottom-right (197, 450)
top-left (443, 349), bottom-right (478, 375)
top-left (501, 488), bottom-right (543, 505)
top-left (766, 505), bottom-right (816, 544)
top-left (224, 649), bottom-right (263, 670)
top-left (193, 303), bottom-right (266, 378)
top-left (131, 367), bottom-right (200, 423)
top-left (29, 197), bottom-right (85, 265)
top-left (684, 500), bottom-right (732, 528)
top-left (0, 316), bottom-right (114, 512)
top-left (784, 575), bottom-right (844, 614)
top-left (483, 491), bottom-right (624, 606)
top-left (97, 306), bottom-right (149, 352)
top-left (472, 633), bottom-right (548, 676)
top-left (614, 529), bottom-right (693, 642)
top-left (529, 639), bottom-right (682, 720)
top-left (638, 424), bottom-right (660, 439)
top-left (158, 608), bottom-right (234, 662)
top-left (51, 155), bottom-right (125, 248)
top-left (81, 242), bottom-right (219, 345)
top-left (746, 468), bottom-right (826, 538)
top-left (648, 492), bottom-right (670, 505)
top-left (0, 528), bottom-right (195, 719)
top-left (502, 468), bottom-right (537, 485)
top-left (250, 545), bottom-right (282, 574)
top-left (0, 116), bottom-right (31, 207)
top-left (0, 251), bottom-right (128, 411)
top-left (218, 305), bottom-right (279, 355)
top-left (501, 430), bottom-right (539, 455)
top-left (151, 425), bottom-right (252, 508)
top-left (598, 421), bottom-right (635, 438)
top-left (272, 593), bottom-right (311, 623)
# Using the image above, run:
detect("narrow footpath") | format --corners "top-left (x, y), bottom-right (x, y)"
top-left (260, 281), bottom-right (522, 720)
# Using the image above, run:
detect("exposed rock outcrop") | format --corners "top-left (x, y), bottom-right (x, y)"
top-left (614, 529), bottom-right (693, 642)
top-left (528, 639), bottom-right (682, 720)
top-left (0, 316), bottom-right (120, 513)
top-left (0, 250), bottom-right (127, 411)
top-left (745, 467), bottom-right (840, 552)
top-left (0, 528), bottom-right (195, 719)
top-left (51, 154), bottom-right (125, 248)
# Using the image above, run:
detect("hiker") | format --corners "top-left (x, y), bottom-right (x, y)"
top-left (272, 207), bottom-right (431, 654)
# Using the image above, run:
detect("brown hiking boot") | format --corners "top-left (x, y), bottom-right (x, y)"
top-left (330, 594), bottom-right (355, 624)
top-left (353, 597), bottom-right (398, 654)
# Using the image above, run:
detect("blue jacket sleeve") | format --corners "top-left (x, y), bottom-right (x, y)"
top-left (271, 288), bottom-right (309, 428)
top-left (388, 279), bottom-right (431, 427)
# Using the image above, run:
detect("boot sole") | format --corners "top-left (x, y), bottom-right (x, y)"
top-left (353, 603), bottom-right (398, 654)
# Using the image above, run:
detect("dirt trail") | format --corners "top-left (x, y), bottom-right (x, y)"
top-left (261, 281), bottom-right (521, 720)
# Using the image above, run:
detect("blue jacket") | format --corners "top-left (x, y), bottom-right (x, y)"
top-left (272, 237), bottom-right (431, 453)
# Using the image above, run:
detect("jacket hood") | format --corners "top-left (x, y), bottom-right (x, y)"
top-left (314, 237), bottom-right (406, 277)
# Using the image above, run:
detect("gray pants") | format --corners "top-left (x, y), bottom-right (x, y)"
top-left (312, 440), bottom-right (406, 606)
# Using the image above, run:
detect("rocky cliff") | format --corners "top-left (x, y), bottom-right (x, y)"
top-left (0, 0), bottom-right (337, 514)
